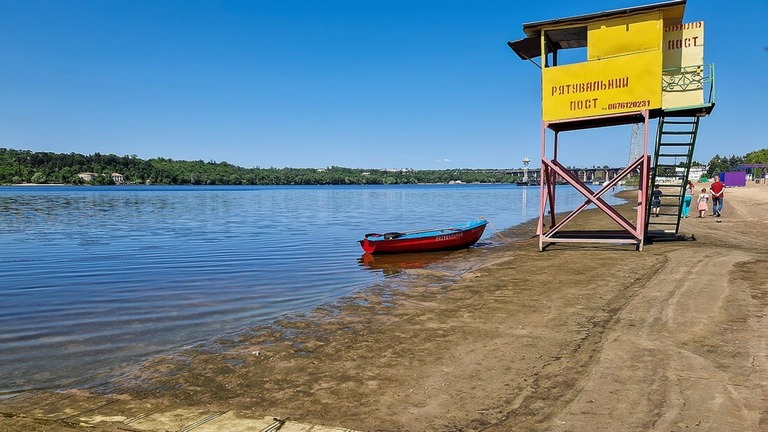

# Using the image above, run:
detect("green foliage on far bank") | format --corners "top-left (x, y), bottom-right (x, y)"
top-left (4, 147), bottom-right (765, 186)
top-left (0, 148), bottom-right (524, 185)
top-left (705, 148), bottom-right (768, 178)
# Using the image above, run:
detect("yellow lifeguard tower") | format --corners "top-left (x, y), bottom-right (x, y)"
top-left (508, 0), bottom-right (714, 251)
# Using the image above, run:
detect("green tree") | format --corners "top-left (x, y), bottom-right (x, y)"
top-left (706, 154), bottom-right (744, 177)
top-left (744, 148), bottom-right (768, 165)
top-left (30, 171), bottom-right (47, 184)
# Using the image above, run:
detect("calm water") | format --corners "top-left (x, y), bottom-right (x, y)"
top-left (0, 184), bottom-right (622, 394)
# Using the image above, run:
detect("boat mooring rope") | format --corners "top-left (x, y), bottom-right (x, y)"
top-left (481, 217), bottom-right (538, 245)
top-left (481, 217), bottom-right (511, 241)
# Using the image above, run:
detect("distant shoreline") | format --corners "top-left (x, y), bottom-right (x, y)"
top-left (1, 182), bottom-right (537, 187)
top-left (5, 183), bottom-right (68, 187)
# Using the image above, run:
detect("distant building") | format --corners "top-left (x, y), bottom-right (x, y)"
top-left (111, 173), bottom-right (125, 184)
top-left (78, 172), bottom-right (97, 182)
top-left (674, 166), bottom-right (707, 182)
top-left (688, 166), bottom-right (707, 182)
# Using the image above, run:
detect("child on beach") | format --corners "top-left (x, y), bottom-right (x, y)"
top-left (651, 185), bottom-right (662, 217)
top-left (697, 188), bottom-right (709, 218)
top-left (682, 180), bottom-right (694, 218)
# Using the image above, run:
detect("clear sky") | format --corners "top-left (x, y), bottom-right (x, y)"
top-left (1, 0), bottom-right (765, 169)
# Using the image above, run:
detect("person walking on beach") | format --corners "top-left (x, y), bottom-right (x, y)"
top-left (710, 176), bottom-right (725, 217)
top-left (697, 188), bottom-right (709, 218)
top-left (651, 185), bottom-right (663, 217)
top-left (682, 180), bottom-right (694, 218)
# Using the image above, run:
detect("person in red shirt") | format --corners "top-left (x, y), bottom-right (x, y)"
top-left (709, 176), bottom-right (725, 217)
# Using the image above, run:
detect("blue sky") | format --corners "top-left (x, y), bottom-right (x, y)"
top-left (1, 0), bottom-right (765, 169)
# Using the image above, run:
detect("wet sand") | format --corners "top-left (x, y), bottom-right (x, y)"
top-left (2, 183), bottom-right (766, 431)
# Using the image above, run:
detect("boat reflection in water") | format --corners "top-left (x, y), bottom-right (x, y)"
top-left (357, 251), bottom-right (451, 277)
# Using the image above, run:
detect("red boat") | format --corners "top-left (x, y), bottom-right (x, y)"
top-left (359, 218), bottom-right (488, 254)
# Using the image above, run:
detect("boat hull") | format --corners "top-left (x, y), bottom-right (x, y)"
top-left (358, 219), bottom-right (488, 254)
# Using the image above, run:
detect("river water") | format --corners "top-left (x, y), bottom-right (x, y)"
top-left (0, 184), bottom-right (622, 394)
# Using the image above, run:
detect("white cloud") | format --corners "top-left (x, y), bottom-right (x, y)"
top-left (437, 158), bottom-right (451, 163)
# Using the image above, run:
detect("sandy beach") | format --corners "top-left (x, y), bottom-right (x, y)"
top-left (1, 182), bottom-right (766, 431)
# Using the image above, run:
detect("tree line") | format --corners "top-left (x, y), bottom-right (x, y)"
top-left (1, 148), bottom-right (765, 186)
top-left (705, 151), bottom-right (767, 178)
top-left (0, 148), bottom-right (523, 185)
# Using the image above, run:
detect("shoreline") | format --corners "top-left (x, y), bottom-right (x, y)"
top-left (1, 183), bottom-right (766, 431)
top-left (3, 182), bottom-right (69, 186)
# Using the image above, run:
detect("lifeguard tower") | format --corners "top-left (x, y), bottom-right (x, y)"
top-left (508, 0), bottom-right (714, 251)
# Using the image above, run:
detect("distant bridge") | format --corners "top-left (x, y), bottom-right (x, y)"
top-left (496, 167), bottom-right (629, 182)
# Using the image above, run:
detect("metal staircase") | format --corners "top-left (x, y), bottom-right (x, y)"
top-left (645, 115), bottom-right (700, 240)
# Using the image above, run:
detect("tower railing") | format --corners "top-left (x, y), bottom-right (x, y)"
top-left (662, 63), bottom-right (716, 107)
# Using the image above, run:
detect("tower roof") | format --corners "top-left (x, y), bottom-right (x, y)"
top-left (508, 0), bottom-right (686, 60)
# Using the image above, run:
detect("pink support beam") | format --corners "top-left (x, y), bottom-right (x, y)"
top-left (543, 157), bottom-right (643, 238)
top-left (537, 110), bottom-right (651, 251)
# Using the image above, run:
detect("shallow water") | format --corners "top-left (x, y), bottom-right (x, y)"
top-left (0, 184), bottom-right (622, 393)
